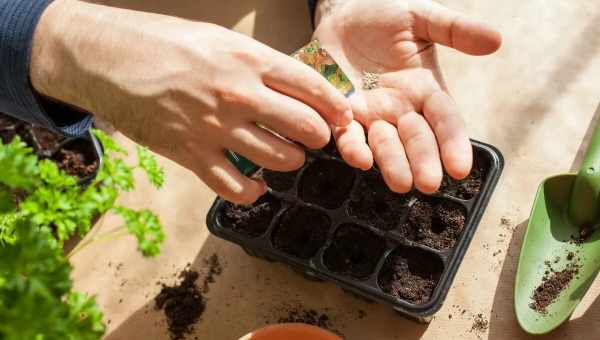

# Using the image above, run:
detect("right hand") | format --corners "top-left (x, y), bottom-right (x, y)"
top-left (30, 0), bottom-right (352, 204)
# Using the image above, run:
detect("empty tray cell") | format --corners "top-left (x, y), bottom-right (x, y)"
top-left (323, 223), bottom-right (386, 279)
top-left (378, 245), bottom-right (444, 305)
top-left (220, 193), bottom-right (281, 238)
top-left (398, 197), bottom-right (466, 251)
top-left (439, 153), bottom-right (489, 200)
top-left (261, 169), bottom-right (299, 192)
top-left (299, 158), bottom-right (355, 209)
top-left (271, 205), bottom-right (331, 259)
top-left (348, 169), bottom-right (409, 231)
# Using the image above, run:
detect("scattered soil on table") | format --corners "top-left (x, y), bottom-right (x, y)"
top-left (398, 198), bottom-right (466, 250)
top-left (470, 313), bottom-right (489, 337)
top-left (439, 156), bottom-right (487, 200)
top-left (221, 194), bottom-right (280, 237)
top-left (348, 169), bottom-right (409, 231)
top-left (154, 269), bottom-right (205, 340)
top-left (530, 254), bottom-right (580, 314)
top-left (271, 205), bottom-right (330, 259)
top-left (323, 224), bottom-right (386, 278)
top-left (267, 303), bottom-right (341, 337)
top-left (378, 245), bottom-right (443, 304)
top-left (298, 158), bottom-right (355, 209)
top-left (52, 140), bottom-right (99, 178)
top-left (201, 254), bottom-right (223, 294)
top-left (261, 169), bottom-right (299, 192)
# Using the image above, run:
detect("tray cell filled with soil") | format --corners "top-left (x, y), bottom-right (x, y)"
top-left (271, 205), bottom-right (330, 259)
top-left (439, 151), bottom-right (489, 200)
top-left (298, 158), bottom-right (355, 209)
top-left (378, 245), bottom-right (444, 305)
top-left (219, 193), bottom-right (280, 238)
top-left (323, 223), bottom-right (386, 279)
top-left (261, 169), bottom-right (299, 192)
top-left (397, 197), bottom-right (466, 251)
top-left (348, 169), bottom-right (409, 231)
top-left (52, 139), bottom-right (99, 179)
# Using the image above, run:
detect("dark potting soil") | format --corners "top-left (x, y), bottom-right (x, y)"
top-left (298, 158), bottom-right (355, 209)
top-left (271, 205), bottom-right (330, 259)
top-left (323, 224), bottom-right (386, 278)
top-left (398, 198), bottom-right (466, 250)
top-left (439, 156), bottom-right (487, 200)
top-left (31, 126), bottom-right (64, 155)
top-left (154, 269), bottom-right (205, 340)
top-left (52, 140), bottom-right (99, 178)
top-left (221, 193), bottom-right (280, 238)
top-left (201, 254), bottom-right (223, 294)
top-left (471, 313), bottom-right (489, 335)
top-left (261, 169), bottom-right (298, 192)
top-left (378, 246), bottom-right (443, 304)
top-left (277, 308), bottom-right (333, 330)
top-left (348, 169), bottom-right (409, 231)
top-left (530, 256), bottom-right (580, 314)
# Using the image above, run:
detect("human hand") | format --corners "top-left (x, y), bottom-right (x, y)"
top-left (314, 0), bottom-right (501, 193)
top-left (30, 0), bottom-right (352, 204)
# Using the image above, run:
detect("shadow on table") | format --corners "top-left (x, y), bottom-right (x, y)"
top-left (106, 234), bottom-right (429, 340)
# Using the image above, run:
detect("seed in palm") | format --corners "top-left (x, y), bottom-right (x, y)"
top-left (362, 71), bottom-right (380, 90)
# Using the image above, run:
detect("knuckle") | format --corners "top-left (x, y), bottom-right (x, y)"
top-left (216, 86), bottom-right (259, 110)
top-left (298, 117), bottom-right (328, 147)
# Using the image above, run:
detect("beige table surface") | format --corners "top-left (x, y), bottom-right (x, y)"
top-left (72, 1), bottom-right (600, 339)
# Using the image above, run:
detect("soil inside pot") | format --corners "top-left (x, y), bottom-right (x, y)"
top-left (261, 169), bottom-right (299, 192)
top-left (220, 193), bottom-right (280, 238)
top-left (398, 198), bottom-right (466, 250)
top-left (31, 126), bottom-right (64, 156)
top-left (439, 155), bottom-right (488, 200)
top-left (52, 139), bottom-right (99, 178)
top-left (271, 205), bottom-right (330, 259)
top-left (348, 169), bottom-right (409, 231)
top-left (154, 269), bottom-right (205, 340)
top-left (378, 245), bottom-right (443, 304)
top-left (323, 223), bottom-right (386, 278)
top-left (298, 158), bottom-right (355, 209)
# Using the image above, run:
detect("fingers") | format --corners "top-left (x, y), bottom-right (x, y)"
top-left (368, 120), bottom-right (412, 193)
top-left (256, 88), bottom-right (332, 149)
top-left (263, 52), bottom-right (353, 127)
top-left (226, 123), bottom-right (306, 172)
top-left (333, 120), bottom-right (373, 170)
top-left (423, 91), bottom-right (472, 179)
top-left (412, 1), bottom-right (502, 56)
top-left (196, 150), bottom-right (267, 205)
top-left (396, 111), bottom-right (443, 193)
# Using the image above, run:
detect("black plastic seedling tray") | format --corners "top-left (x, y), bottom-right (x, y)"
top-left (207, 140), bottom-right (503, 321)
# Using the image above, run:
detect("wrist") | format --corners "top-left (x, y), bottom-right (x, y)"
top-left (30, 0), bottom-right (99, 113)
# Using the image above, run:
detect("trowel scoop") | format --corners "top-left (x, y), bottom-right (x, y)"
top-left (515, 105), bottom-right (600, 334)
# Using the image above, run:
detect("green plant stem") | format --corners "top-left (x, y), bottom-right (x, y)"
top-left (66, 228), bottom-right (128, 259)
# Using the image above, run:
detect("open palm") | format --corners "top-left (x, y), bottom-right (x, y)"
top-left (314, 0), bottom-right (501, 193)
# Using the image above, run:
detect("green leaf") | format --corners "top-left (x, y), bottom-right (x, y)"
top-left (0, 137), bottom-right (40, 191)
top-left (91, 129), bottom-right (127, 155)
top-left (0, 189), bottom-right (15, 213)
top-left (136, 146), bottom-right (165, 188)
top-left (114, 206), bottom-right (165, 257)
top-left (0, 223), bottom-right (105, 340)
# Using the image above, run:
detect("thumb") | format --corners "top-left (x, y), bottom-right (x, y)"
top-left (412, 1), bottom-right (502, 56)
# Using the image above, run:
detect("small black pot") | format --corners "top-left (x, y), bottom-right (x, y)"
top-left (206, 140), bottom-right (503, 322)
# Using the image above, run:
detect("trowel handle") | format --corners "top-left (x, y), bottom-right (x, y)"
top-left (569, 112), bottom-right (600, 227)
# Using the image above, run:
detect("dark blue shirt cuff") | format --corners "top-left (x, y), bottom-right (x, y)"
top-left (0, 0), bottom-right (92, 137)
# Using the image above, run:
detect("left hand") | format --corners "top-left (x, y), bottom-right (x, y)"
top-left (313, 0), bottom-right (501, 193)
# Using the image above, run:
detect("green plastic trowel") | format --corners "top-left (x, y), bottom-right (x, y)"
top-left (515, 107), bottom-right (600, 334)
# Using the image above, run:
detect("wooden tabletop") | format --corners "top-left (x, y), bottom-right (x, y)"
top-left (73, 1), bottom-right (600, 339)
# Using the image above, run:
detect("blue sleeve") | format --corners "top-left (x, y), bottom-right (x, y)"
top-left (0, 0), bottom-right (92, 137)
